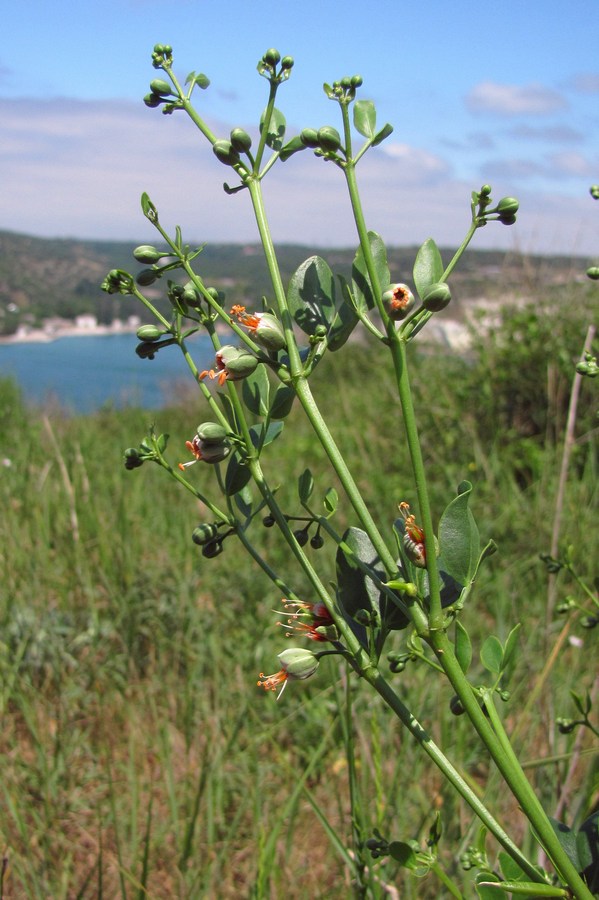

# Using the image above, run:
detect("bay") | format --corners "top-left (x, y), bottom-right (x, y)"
top-left (0, 333), bottom-right (216, 413)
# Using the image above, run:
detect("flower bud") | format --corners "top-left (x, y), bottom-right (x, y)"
top-left (586, 266), bottom-right (599, 280)
top-left (136, 324), bottom-right (166, 342)
top-left (143, 93), bottom-right (163, 108)
top-left (382, 283), bottom-right (415, 321)
top-left (422, 282), bottom-right (451, 312)
top-left (449, 695), bottom-right (466, 716)
top-left (192, 523), bottom-right (220, 546)
top-left (149, 78), bottom-right (173, 96)
top-left (497, 197), bottom-right (519, 224)
top-left (281, 56), bottom-right (294, 70)
top-left (219, 347), bottom-right (259, 380)
top-left (230, 127), bottom-right (252, 153)
top-left (351, 75), bottom-right (363, 88)
top-left (136, 268), bottom-right (158, 287)
top-left (263, 48), bottom-right (281, 66)
top-left (133, 245), bottom-right (166, 264)
top-left (124, 448), bottom-right (143, 470)
top-left (101, 269), bottom-right (135, 295)
top-left (300, 128), bottom-right (320, 148)
top-left (202, 539), bottom-right (224, 558)
top-left (212, 140), bottom-right (241, 166)
top-left (277, 647), bottom-right (319, 680)
top-left (317, 126), bottom-right (342, 153)
top-left (196, 422), bottom-right (229, 445)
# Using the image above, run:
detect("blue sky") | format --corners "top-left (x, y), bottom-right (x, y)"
top-left (3, 0), bottom-right (599, 254)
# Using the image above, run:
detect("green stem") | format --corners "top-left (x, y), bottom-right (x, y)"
top-left (429, 860), bottom-right (465, 900)
top-left (431, 631), bottom-right (593, 898)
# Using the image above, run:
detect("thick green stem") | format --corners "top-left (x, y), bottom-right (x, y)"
top-left (430, 631), bottom-right (593, 898)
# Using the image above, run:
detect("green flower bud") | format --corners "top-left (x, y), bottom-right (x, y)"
top-left (262, 515), bottom-right (275, 527)
top-left (181, 284), bottom-right (202, 306)
top-left (124, 448), bottom-right (143, 470)
top-left (136, 268), bottom-right (158, 287)
top-left (143, 93), bottom-right (163, 108)
top-left (590, 185), bottom-right (599, 200)
top-left (263, 48), bottom-right (281, 66)
top-left (586, 266), bottom-right (599, 280)
top-left (192, 523), bottom-right (220, 546)
top-left (382, 283), bottom-right (416, 321)
top-left (202, 539), bottom-right (224, 559)
top-left (351, 74), bottom-right (363, 88)
top-left (277, 647), bottom-right (319, 681)
top-left (212, 139), bottom-right (241, 166)
top-left (133, 245), bottom-right (166, 264)
top-left (281, 56), bottom-right (294, 69)
top-left (300, 128), bottom-right (319, 148)
top-left (149, 78), bottom-right (173, 96)
top-left (136, 324), bottom-right (166, 342)
top-left (422, 282), bottom-right (451, 312)
top-left (196, 422), bottom-right (229, 445)
top-left (317, 126), bottom-right (342, 153)
top-left (449, 695), bottom-right (466, 716)
top-left (496, 197), bottom-right (519, 222)
top-left (101, 269), bottom-right (135, 295)
top-left (480, 184), bottom-right (492, 197)
top-left (230, 127), bottom-right (253, 153)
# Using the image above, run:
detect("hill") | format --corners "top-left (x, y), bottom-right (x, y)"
top-left (0, 228), bottom-right (590, 336)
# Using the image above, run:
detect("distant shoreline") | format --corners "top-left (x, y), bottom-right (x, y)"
top-left (0, 322), bottom-right (142, 346)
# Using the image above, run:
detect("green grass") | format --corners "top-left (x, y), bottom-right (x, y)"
top-left (0, 295), bottom-right (596, 897)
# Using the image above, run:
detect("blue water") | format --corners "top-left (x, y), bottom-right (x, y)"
top-left (0, 333), bottom-right (215, 413)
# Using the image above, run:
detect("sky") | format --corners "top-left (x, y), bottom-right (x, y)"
top-left (2, 0), bottom-right (599, 256)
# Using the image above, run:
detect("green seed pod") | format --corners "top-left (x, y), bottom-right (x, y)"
top-left (317, 126), bottom-right (342, 153)
top-left (136, 268), bottom-right (158, 287)
top-left (212, 139), bottom-right (241, 166)
top-left (136, 324), bottom-right (166, 342)
top-left (133, 245), bottom-right (165, 264)
top-left (263, 48), bottom-right (281, 66)
top-left (230, 127), bottom-right (252, 153)
top-left (149, 78), bottom-right (173, 96)
top-left (192, 523), bottom-right (220, 546)
top-left (196, 422), bottom-right (229, 445)
top-left (422, 282), bottom-right (451, 312)
top-left (300, 128), bottom-right (320, 148)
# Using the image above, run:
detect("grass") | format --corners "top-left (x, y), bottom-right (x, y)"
top-left (0, 292), bottom-right (597, 897)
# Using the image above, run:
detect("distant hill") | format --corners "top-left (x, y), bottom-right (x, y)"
top-left (0, 228), bottom-right (590, 336)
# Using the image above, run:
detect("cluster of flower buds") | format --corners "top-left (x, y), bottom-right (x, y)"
top-left (191, 521), bottom-right (233, 559)
top-left (257, 647), bottom-right (319, 699)
top-left (262, 513), bottom-right (324, 549)
top-left (473, 185), bottom-right (519, 227)
top-left (143, 77), bottom-right (176, 110)
top-left (299, 126), bottom-right (343, 157)
top-left (323, 75), bottom-right (363, 105)
top-left (230, 305), bottom-right (286, 352)
top-left (256, 48), bottom-right (294, 83)
top-left (178, 422), bottom-right (231, 470)
top-left (200, 346), bottom-right (258, 386)
top-left (101, 269), bottom-right (135, 296)
top-left (123, 432), bottom-right (169, 470)
top-left (151, 44), bottom-right (173, 69)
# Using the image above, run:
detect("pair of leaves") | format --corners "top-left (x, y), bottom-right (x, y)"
top-left (351, 231), bottom-right (390, 312)
top-left (454, 621), bottom-right (520, 680)
top-left (286, 256), bottom-right (359, 351)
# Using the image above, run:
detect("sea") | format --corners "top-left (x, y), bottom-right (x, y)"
top-left (0, 332), bottom-right (216, 414)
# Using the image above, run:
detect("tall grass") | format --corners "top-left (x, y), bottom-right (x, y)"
top-left (0, 291), bottom-right (596, 897)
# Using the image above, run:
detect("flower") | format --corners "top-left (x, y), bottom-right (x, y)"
top-left (178, 431), bottom-right (230, 470)
top-left (230, 305), bottom-right (286, 352)
top-left (382, 284), bottom-right (415, 321)
top-left (199, 345), bottom-right (258, 386)
top-left (398, 501), bottom-right (426, 568)
top-left (257, 647), bottom-right (320, 699)
top-left (276, 598), bottom-right (337, 642)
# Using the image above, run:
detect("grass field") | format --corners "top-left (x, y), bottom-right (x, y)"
top-left (0, 289), bottom-right (597, 898)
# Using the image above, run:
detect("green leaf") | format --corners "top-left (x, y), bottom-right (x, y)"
top-left (353, 99), bottom-right (376, 138)
top-left (498, 851), bottom-right (530, 884)
top-left (578, 811), bottom-right (599, 891)
top-left (260, 106), bottom-right (286, 151)
top-left (438, 481), bottom-right (480, 586)
top-left (249, 421), bottom-right (283, 451)
top-left (323, 487), bottom-right (338, 514)
top-left (336, 527), bottom-right (408, 630)
top-left (454, 621), bottom-right (472, 675)
top-left (234, 485), bottom-right (253, 518)
top-left (480, 635), bottom-right (503, 674)
top-left (298, 468), bottom-right (314, 504)
top-left (185, 71), bottom-right (210, 90)
top-left (388, 841), bottom-right (418, 869)
top-left (476, 876), bottom-right (567, 897)
top-left (501, 623), bottom-right (521, 671)
top-left (371, 122), bottom-right (393, 146)
top-left (352, 232), bottom-right (390, 310)
top-left (549, 819), bottom-right (581, 871)
top-left (279, 134), bottom-right (306, 161)
top-left (328, 275), bottom-right (360, 351)
top-left (287, 256), bottom-right (336, 336)
top-left (269, 384), bottom-right (295, 419)
top-left (242, 366), bottom-right (270, 416)
top-left (413, 238), bottom-right (444, 299)
top-left (225, 452), bottom-right (251, 497)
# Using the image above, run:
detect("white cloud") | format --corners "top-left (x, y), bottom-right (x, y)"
top-left (567, 72), bottom-right (599, 94)
top-left (466, 82), bottom-right (567, 116)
